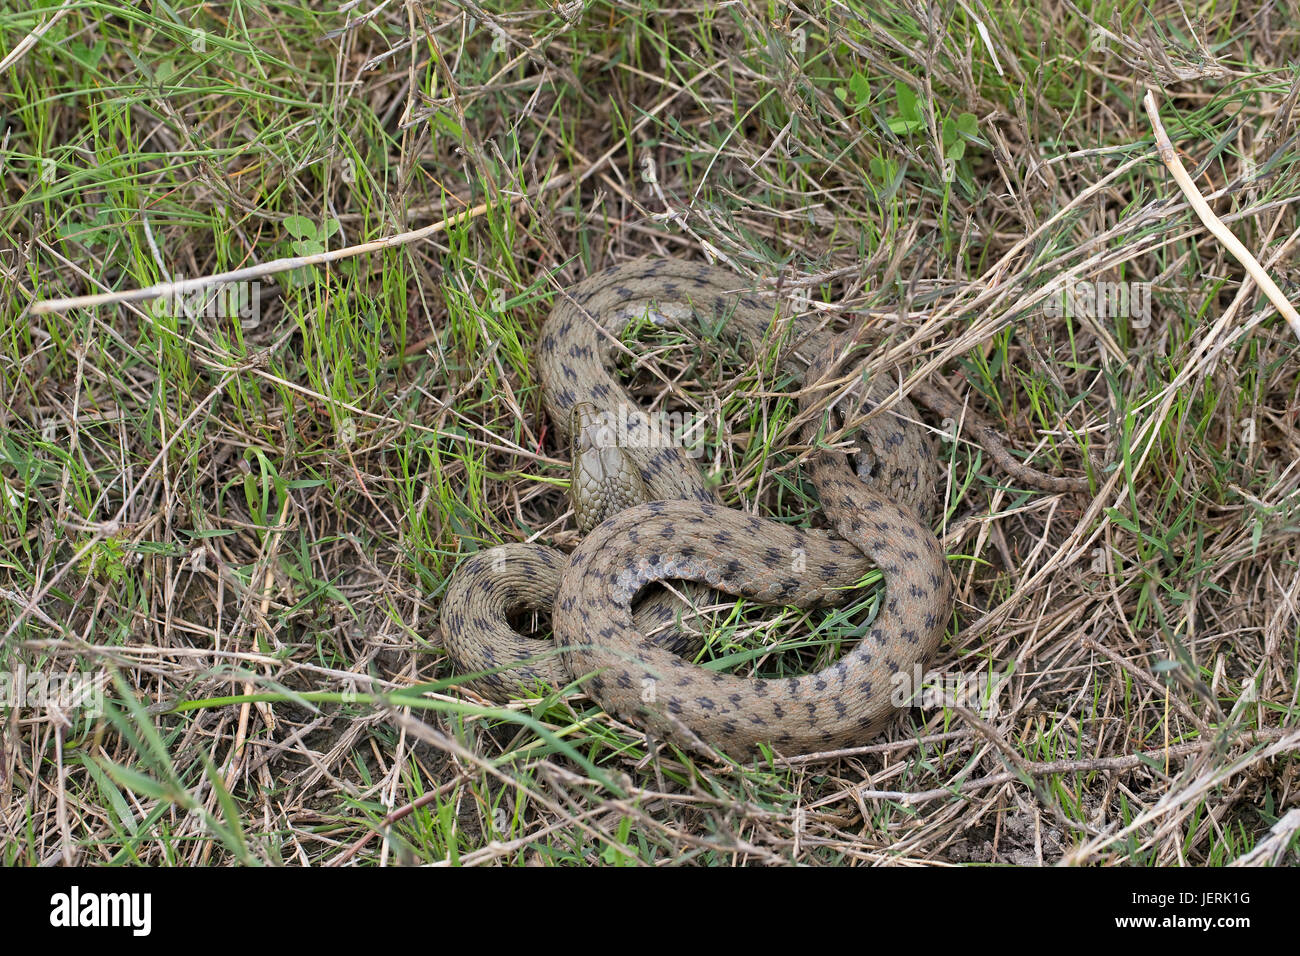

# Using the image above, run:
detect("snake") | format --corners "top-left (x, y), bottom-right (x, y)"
top-left (440, 258), bottom-right (1076, 756)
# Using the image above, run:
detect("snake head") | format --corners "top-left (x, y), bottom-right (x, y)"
top-left (570, 402), bottom-right (649, 533)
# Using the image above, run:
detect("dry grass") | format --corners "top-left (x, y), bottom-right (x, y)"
top-left (1, 1), bottom-right (1298, 866)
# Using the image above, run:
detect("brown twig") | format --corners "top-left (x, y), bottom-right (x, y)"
top-left (28, 172), bottom-right (570, 315)
top-left (1142, 89), bottom-right (1300, 341)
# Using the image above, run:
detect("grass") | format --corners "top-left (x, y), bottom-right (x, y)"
top-left (1, 0), bottom-right (1298, 866)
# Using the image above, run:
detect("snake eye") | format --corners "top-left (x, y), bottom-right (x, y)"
top-left (570, 401), bottom-right (596, 433)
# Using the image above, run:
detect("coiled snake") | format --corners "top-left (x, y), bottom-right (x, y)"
top-left (441, 258), bottom-right (1078, 756)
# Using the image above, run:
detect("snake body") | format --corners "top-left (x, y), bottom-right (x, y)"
top-left (441, 259), bottom-right (954, 755)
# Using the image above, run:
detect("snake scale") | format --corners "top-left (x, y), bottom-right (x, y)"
top-left (442, 258), bottom-right (968, 756)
